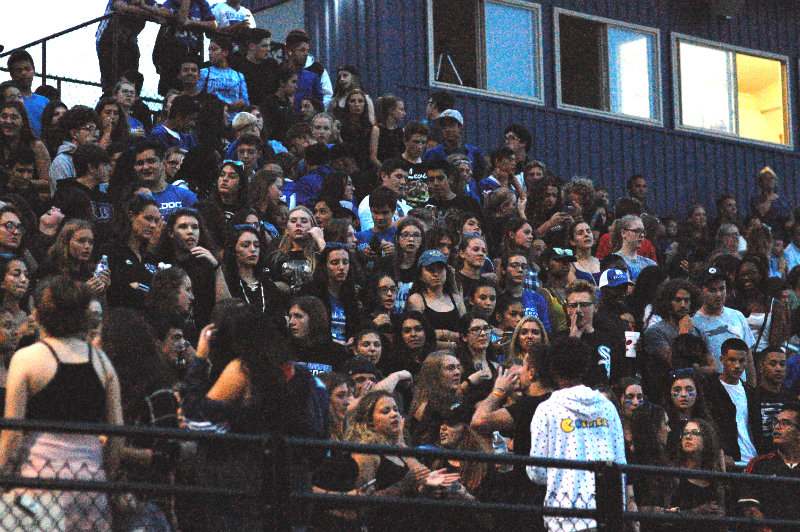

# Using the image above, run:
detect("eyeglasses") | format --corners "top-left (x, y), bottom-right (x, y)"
top-left (625, 228), bottom-right (646, 236)
top-left (565, 301), bottom-right (594, 309)
top-left (681, 429), bottom-right (703, 439)
top-left (1, 222), bottom-right (24, 234)
top-left (468, 325), bottom-right (491, 335)
top-left (504, 133), bottom-right (520, 142)
top-left (378, 285), bottom-right (397, 294)
top-left (398, 232), bottom-right (422, 240)
top-left (669, 367), bottom-right (695, 380)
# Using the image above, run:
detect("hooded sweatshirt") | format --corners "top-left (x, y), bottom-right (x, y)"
top-left (527, 384), bottom-right (626, 532)
top-left (49, 142), bottom-right (78, 182)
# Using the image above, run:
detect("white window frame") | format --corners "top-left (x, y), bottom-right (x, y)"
top-left (427, 0), bottom-right (544, 105)
top-left (553, 8), bottom-right (663, 126)
top-left (672, 33), bottom-right (793, 149)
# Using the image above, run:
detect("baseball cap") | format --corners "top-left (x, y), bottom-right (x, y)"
top-left (418, 249), bottom-right (448, 267)
top-left (541, 247), bottom-right (577, 263)
top-left (438, 109), bottom-right (464, 126)
top-left (599, 268), bottom-right (632, 288)
top-left (695, 266), bottom-right (727, 286)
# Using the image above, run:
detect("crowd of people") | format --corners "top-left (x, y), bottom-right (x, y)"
top-left (0, 0), bottom-right (800, 531)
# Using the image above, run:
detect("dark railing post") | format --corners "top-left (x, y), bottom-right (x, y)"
top-left (595, 461), bottom-right (624, 532)
top-left (41, 41), bottom-right (47, 87)
top-left (266, 434), bottom-right (293, 532)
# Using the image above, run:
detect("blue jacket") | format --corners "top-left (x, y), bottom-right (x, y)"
top-left (295, 164), bottom-right (336, 206)
top-left (293, 68), bottom-right (324, 115)
top-left (423, 143), bottom-right (488, 180)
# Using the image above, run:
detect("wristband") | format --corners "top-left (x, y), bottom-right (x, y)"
top-left (490, 389), bottom-right (505, 400)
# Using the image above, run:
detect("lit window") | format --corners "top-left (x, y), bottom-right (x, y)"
top-left (429, 0), bottom-right (542, 102)
top-left (556, 11), bottom-right (661, 122)
top-left (676, 37), bottom-right (790, 146)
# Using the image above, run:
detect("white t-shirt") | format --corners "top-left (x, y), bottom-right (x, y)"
top-left (693, 307), bottom-right (756, 375)
top-left (211, 1), bottom-right (255, 28)
top-left (357, 196), bottom-right (411, 232)
top-left (720, 379), bottom-right (758, 465)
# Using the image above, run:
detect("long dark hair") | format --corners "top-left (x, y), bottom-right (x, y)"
top-left (222, 224), bottom-right (267, 281)
top-left (109, 193), bottom-right (159, 247)
top-left (156, 207), bottom-right (219, 262)
top-left (101, 308), bottom-right (174, 423)
top-left (94, 97), bottom-right (131, 144)
top-left (628, 402), bottom-right (669, 467)
top-left (0, 101), bottom-right (37, 149)
top-left (208, 304), bottom-right (291, 424)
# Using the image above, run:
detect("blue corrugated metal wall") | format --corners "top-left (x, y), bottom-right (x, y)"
top-left (299, 0), bottom-right (799, 218)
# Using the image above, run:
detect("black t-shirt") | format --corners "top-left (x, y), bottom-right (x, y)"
top-left (427, 194), bottom-right (481, 220)
top-left (757, 387), bottom-right (793, 450)
top-left (228, 55), bottom-right (279, 107)
top-left (506, 393), bottom-right (552, 460)
top-left (552, 329), bottom-right (629, 387)
top-left (741, 452), bottom-right (800, 532)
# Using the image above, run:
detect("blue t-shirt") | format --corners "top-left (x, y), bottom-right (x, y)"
top-left (356, 226), bottom-right (397, 252)
top-left (151, 184), bottom-right (198, 220)
top-left (162, 0), bottom-right (214, 53)
top-left (520, 288), bottom-right (552, 333)
top-left (127, 116), bottom-right (144, 134)
top-left (23, 93), bottom-right (49, 137)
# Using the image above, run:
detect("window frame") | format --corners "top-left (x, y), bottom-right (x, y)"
top-left (426, 0), bottom-right (544, 105)
top-left (672, 32), bottom-right (793, 150)
top-left (553, 7), bottom-right (663, 126)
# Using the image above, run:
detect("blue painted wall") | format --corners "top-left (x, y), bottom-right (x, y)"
top-left (254, 0), bottom-right (800, 219)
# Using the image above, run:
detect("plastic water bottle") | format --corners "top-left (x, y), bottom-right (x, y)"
top-left (492, 431), bottom-right (513, 473)
top-left (524, 268), bottom-right (540, 291)
top-left (94, 255), bottom-right (109, 276)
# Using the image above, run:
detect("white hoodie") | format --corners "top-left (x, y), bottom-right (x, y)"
top-left (527, 385), bottom-right (626, 532)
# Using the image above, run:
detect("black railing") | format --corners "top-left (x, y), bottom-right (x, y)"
top-left (0, 418), bottom-right (798, 532)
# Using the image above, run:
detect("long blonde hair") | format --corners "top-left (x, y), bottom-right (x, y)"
top-left (609, 215), bottom-right (641, 253)
top-left (277, 205), bottom-right (318, 273)
top-left (508, 315), bottom-right (548, 360)
top-left (344, 390), bottom-right (402, 445)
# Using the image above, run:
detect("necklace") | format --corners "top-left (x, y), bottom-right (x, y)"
top-left (239, 278), bottom-right (265, 311)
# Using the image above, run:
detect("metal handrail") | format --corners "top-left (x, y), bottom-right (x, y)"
top-left (0, 14), bottom-right (112, 59)
top-left (1, 418), bottom-right (799, 531)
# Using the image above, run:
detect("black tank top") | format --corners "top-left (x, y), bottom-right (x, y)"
top-left (422, 293), bottom-right (461, 333)
top-left (26, 341), bottom-right (107, 424)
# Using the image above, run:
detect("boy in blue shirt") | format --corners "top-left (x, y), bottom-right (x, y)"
top-left (356, 186), bottom-right (397, 267)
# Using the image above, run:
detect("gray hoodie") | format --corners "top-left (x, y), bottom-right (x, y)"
top-left (49, 142), bottom-right (77, 182)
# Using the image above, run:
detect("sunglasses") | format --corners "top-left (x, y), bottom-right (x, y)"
top-left (669, 367), bottom-right (695, 379)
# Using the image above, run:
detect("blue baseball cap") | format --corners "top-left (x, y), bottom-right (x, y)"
top-left (418, 249), bottom-right (448, 267)
top-left (599, 268), bottom-right (632, 288)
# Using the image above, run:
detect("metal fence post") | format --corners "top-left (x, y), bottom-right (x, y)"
top-left (264, 433), bottom-right (293, 532)
top-left (595, 461), bottom-right (624, 532)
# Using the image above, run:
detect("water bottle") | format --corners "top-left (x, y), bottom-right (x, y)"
top-left (94, 255), bottom-right (109, 276)
top-left (524, 268), bottom-right (540, 291)
top-left (492, 431), bottom-right (513, 473)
